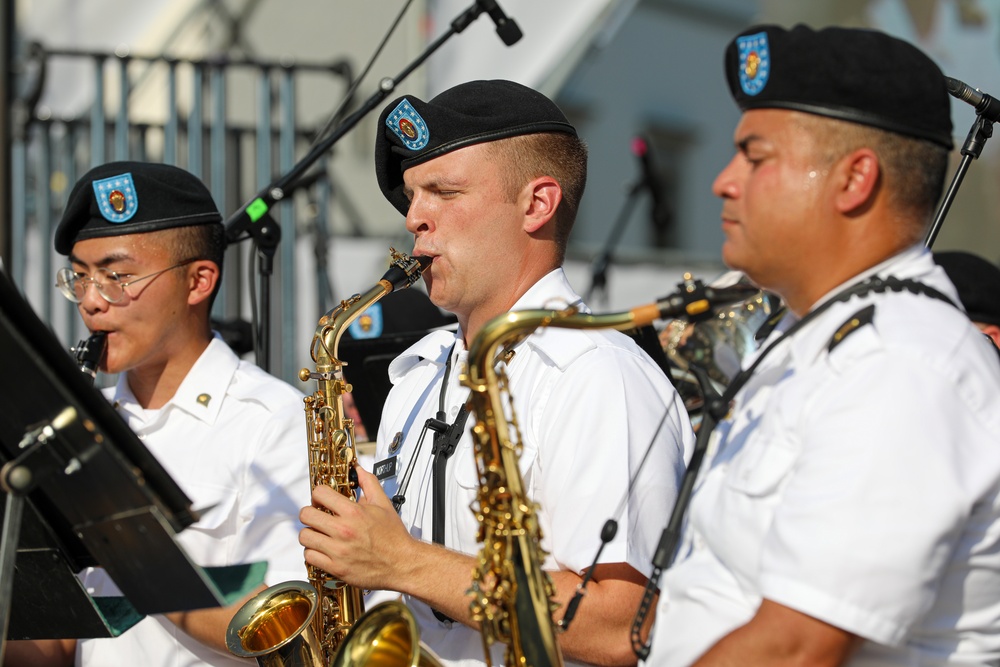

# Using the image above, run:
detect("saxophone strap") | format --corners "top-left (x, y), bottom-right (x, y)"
top-left (428, 343), bottom-right (470, 625)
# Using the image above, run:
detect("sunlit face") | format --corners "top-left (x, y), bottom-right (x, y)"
top-left (68, 233), bottom-right (194, 375)
top-left (712, 109), bottom-right (834, 294)
top-left (402, 143), bottom-right (527, 322)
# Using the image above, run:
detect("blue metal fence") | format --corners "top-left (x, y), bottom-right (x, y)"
top-left (11, 44), bottom-right (354, 382)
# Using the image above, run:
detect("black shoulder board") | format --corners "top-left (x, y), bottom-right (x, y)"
top-left (827, 304), bottom-right (876, 353)
top-left (755, 306), bottom-right (787, 343)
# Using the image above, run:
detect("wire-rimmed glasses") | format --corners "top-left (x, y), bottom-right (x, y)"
top-left (56, 258), bottom-right (197, 304)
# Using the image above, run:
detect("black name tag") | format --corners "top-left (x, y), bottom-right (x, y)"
top-left (373, 456), bottom-right (398, 480)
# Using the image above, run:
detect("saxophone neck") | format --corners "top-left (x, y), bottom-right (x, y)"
top-left (311, 249), bottom-right (430, 369)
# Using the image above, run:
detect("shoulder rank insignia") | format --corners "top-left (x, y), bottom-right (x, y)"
top-left (93, 172), bottom-right (138, 223)
top-left (827, 304), bottom-right (875, 353)
top-left (755, 305), bottom-right (786, 343)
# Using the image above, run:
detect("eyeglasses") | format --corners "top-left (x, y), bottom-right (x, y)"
top-left (56, 259), bottom-right (197, 304)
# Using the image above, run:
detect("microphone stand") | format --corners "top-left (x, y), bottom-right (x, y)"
top-left (925, 114), bottom-right (993, 248)
top-left (586, 177), bottom-right (645, 307)
top-left (224, 0), bottom-right (520, 370)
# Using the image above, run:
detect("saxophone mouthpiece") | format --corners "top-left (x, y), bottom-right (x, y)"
top-left (383, 248), bottom-right (431, 292)
top-left (73, 331), bottom-right (108, 382)
top-left (631, 275), bottom-right (759, 326)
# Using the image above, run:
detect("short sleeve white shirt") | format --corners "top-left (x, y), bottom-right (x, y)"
top-left (647, 247), bottom-right (1000, 666)
top-left (76, 336), bottom-right (311, 667)
top-left (368, 268), bottom-right (695, 667)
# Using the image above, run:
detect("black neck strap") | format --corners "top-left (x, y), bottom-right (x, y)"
top-left (427, 344), bottom-right (470, 625)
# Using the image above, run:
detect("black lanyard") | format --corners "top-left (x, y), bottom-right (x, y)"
top-left (429, 345), bottom-right (470, 547)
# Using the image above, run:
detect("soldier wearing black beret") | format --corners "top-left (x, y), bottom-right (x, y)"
top-left (934, 250), bottom-right (1000, 347)
top-left (299, 80), bottom-right (694, 666)
top-left (9, 162), bottom-right (311, 666)
top-left (645, 25), bottom-right (1000, 667)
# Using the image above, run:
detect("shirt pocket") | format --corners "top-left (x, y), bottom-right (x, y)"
top-left (177, 481), bottom-right (240, 564)
top-left (723, 424), bottom-right (799, 498)
top-left (454, 432), bottom-right (539, 492)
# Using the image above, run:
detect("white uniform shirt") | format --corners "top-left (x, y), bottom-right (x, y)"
top-left (368, 268), bottom-right (695, 667)
top-left (647, 246), bottom-right (1000, 666)
top-left (76, 336), bottom-right (311, 667)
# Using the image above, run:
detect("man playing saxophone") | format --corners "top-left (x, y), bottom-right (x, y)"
top-left (299, 80), bottom-right (695, 666)
top-left (7, 162), bottom-right (310, 667)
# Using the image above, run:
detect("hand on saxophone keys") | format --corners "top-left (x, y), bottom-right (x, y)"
top-left (300, 465), bottom-right (420, 593)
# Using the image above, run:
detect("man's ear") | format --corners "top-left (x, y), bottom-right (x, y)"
top-left (187, 260), bottom-right (219, 306)
top-left (834, 147), bottom-right (880, 214)
top-left (980, 323), bottom-right (1000, 349)
top-left (522, 176), bottom-right (562, 234)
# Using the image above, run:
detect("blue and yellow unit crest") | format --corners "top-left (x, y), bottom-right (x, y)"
top-left (348, 302), bottom-right (384, 339)
top-left (92, 172), bottom-right (139, 223)
top-left (386, 99), bottom-right (429, 151)
top-left (737, 32), bottom-right (770, 96)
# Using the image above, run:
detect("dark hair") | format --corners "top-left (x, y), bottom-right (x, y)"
top-left (802, 115), bottom-right (948, 242)
top-left (151, 223), bottom-right (226, 308)
top-left (486, 132), bottom-right (588, 259)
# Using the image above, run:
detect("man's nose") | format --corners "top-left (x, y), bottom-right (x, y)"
top-left (79, 280), bottom-right (110, 314)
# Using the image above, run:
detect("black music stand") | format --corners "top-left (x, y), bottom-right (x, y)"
top-left (0, 269), bottom-right (265, 648)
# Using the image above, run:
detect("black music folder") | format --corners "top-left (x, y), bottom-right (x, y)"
top-left (0, 269), bottom-right (264, 640)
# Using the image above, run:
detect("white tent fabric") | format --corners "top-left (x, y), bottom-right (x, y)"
top-left (426, 0), bottom-right (638, 96)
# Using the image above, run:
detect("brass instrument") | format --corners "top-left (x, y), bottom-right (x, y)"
top-left (226, 249), bottom-right (430, 667)
top-left (461, 280), bottom-right (757, 666)
top-left (331, 601), bottom-right (442, 667)
top-left (659, 278), bottom-right (776, 417)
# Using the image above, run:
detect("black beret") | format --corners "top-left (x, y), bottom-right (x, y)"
top-left (54, 161), bottom-right (222, 255)
top-left (374, 79), bottom-right (577, 216)
top-left (934, 251), bottom-right (1000, 327)
top-left (725, 24), bottom-right (953, 149)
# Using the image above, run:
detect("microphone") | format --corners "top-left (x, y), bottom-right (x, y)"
top-left (629, 275), bottom-right (759, 326)
top-left (476, 0), bottom-right (523, 46)
top-left (653, 283), bottom-right (759, 321)
top-left (946, 76), bottom-right (1000, 124)
top-left (632, 136), bottom-right (670, 235)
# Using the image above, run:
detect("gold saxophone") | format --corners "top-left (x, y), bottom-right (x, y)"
top-left (461, 292), bottom-right (718, 667)
top-left (226, 248), bottom-right (431, 667)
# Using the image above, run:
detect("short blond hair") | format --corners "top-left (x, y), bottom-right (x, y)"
top-left (485, 132), bottom-right (588, 259)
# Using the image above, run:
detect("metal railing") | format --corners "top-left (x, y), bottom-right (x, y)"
top-left (10, 43), bottom-right (355, 382)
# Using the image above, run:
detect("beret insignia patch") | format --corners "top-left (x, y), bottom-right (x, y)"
top-left (348, 302), bottom-right (383, 339)
top-left (386, 99), bottom-right (429, 151)
top-left (92, 172), bottom-right (138, 223)
top-left (737, 32), bottom-right (770, 96)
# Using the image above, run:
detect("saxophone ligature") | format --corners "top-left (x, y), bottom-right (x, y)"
top-left (461, 276), bottom-right (759, 667)
top-left (226, 249), bottom-right (430, 667)
top-left (72, 331), bottom-right (107, 382)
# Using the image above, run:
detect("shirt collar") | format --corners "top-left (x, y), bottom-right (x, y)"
top-left (113, 335), bottom-right (238, 425)
top-left (509, 267), bottom-right (588, 313)
top-left (386, 267), bottom-right (586, 382)
top-left (776, 245), bottom-right (939, 365)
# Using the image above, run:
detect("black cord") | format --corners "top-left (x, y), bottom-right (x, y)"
top-left (248, 243), bottom-right (260, 358)
top-left (559, 403), bottom-right (674, 630)
top-left (310, 0), bottom-right (416, 146)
